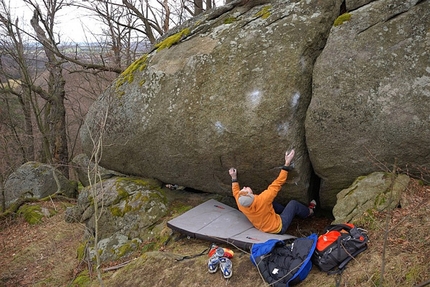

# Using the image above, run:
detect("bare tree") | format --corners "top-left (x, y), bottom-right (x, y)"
top-left (78, 0), bottom-right (220, 47)
top-left (85, 104), bottom-right (110, 286)
top-left (0, 4), bottom-right (35, 164)
top-left (0, 0), bottom-right (76, 178)
top-left (25, 1), bottom-right (70, 177)
top-left (39, 0), bottom-right (224, 76)
top-left (121, 0), bottom-right (164, 43)
top-left (0, 0), bottom-right (121, 186)
top-left (49, 0), bottom-right (153, 74)
top-left (0, 2), bottom-right (43, 207)
top-left (182, 0), bottom-right (216, 17)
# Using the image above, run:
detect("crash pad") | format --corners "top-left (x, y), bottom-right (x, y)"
top-left (167, 199), bottom-right (295, 250)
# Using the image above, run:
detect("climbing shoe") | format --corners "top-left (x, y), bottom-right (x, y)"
top-left (219, 257), bottom-right (233, 279)
top-left (207, 247), bottom-right (224, 273)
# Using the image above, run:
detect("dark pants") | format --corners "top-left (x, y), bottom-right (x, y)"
top-left (273, 200), bottom-right (310, 234)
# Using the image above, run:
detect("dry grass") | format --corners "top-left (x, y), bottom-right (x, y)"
top-left (0, 201), bottom-right (85, 286)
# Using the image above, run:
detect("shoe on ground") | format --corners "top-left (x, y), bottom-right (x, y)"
top-left (208, 247), bottom-right (224, 273)
top-left (208, 255), bottom-right (220, 273)
top-left (219, 257), bottom-right (233, 279)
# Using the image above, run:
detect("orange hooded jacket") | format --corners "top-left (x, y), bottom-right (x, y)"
top-left (232, 169), bottom-right (288, 234)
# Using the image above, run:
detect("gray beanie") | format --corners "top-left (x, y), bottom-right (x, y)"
top-left (238, 194), bottom-right (254, 207)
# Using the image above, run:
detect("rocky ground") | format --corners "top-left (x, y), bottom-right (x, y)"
top-left (1, 179), bottom-right (429, 287)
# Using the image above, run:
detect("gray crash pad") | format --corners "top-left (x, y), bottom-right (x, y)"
top-left (167, 199), bottom-right (295, 250)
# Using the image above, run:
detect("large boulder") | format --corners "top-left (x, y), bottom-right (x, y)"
top-left (306, 0), bottom-right (430, 206)
top-left (4, 162), bottom-right (78, 209)
top-left (80, 0), bottom-right (343, 204)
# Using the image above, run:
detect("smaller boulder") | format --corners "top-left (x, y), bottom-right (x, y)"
top-left (65, 176), bottom-right (168, 263)
top-left (332, 172), bottom-right (410, 224)
top-left (4, 162), bottom-right (78, 209)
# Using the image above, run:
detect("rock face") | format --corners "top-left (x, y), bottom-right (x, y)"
top-left (4, 162), bottom-right (78, 208)
top-left (81, 0), bottom-right (430, 208)
top-left (306, 0), bottom-right (430, 206)
top-left (80, 0), bottom-right (342, 204)
top-left (345, 0), bottom-right (374, 11)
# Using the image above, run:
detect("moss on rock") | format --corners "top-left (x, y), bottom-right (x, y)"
top-left (72, 270), bottom-right (91, 286)
top-left (116, 239), bottom-right (141, 258)
top-left (109, 177), bottom-right (166, 217)
top-left (334, 12), bottom-right (351, 27)
top-left (115, 54), bottom-right (149, 91)
top-left (76, 241), bottom-right (88, 261)
top-left (254, 5), bottom-right (271, 19)
top-left (171, 203), bottom-right (193, 217)
top-left (224, 16), bottom-right (238, 24)
top-left (155, 28), bottom-right (191, 52)
top-left (109, 202), bottom-right (133, 217)
top-left (18, 204), bottom-right (44, 224)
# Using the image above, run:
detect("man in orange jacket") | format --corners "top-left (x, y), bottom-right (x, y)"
top-left (229, 149), bottom-right (316, 234)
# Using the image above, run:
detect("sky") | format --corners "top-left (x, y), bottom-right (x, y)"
top-left (9, 1), bottom-right (103, 43)
top-left (55, 6), bottom-right (104, 43)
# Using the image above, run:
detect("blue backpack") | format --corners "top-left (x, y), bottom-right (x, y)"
top-left (250, 233), bottom-right (317, 287)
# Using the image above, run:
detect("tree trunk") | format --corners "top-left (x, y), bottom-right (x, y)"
top-left (30, 9), bottom-right (69, 178)
top-left (0, 15), bottom-right (35, 162)
top-left (47, 71), bottom-right (69, 178)
top-left (194, 0), bottom-right (203, 15)
top-left (21, 89), bottom-right (35, 162)
top-left (206, 0), bottom-right (213, 10)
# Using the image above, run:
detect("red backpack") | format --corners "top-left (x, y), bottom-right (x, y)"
top-left (312, 223), bottom-right (368, 274)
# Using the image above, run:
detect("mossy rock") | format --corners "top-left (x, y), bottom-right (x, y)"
top-left (88, 234), bottom-right (142, 263)
top-left (74, 176), bottom-right (168, 259)
top-left (72, 270), bottom-right (91, 286)
top-left (332, 172), bottom-right (410, 224)
top-left (18, 204), bottom-right (55, 225)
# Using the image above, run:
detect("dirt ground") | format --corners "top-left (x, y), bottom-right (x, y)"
top-left (0, 201), bottom-right (84, 287)
top-left (1, 179), bottom-right (429, 287)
